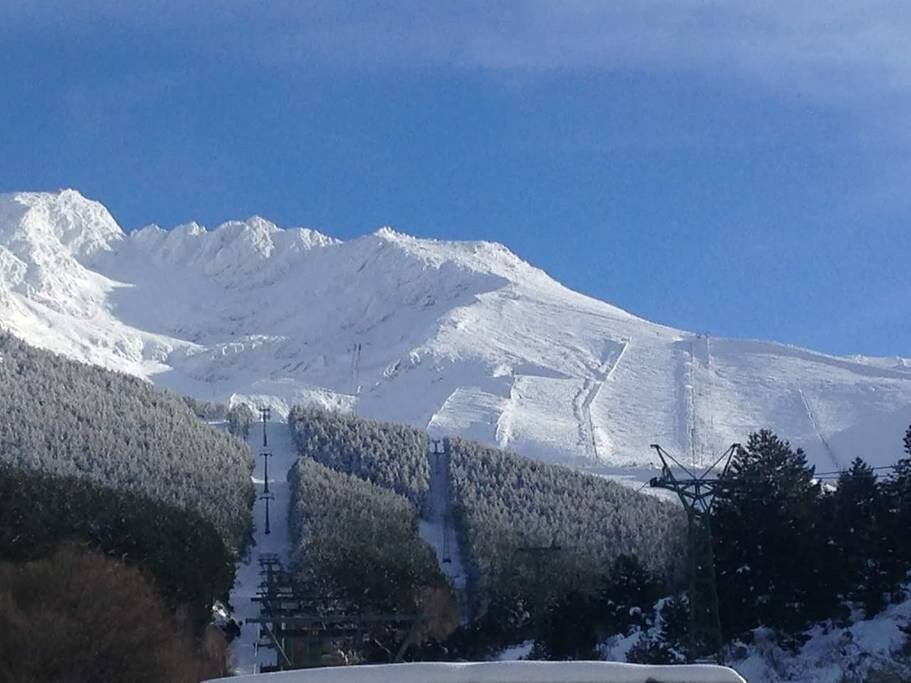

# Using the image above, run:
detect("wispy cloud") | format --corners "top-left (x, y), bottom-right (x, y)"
top-left (4, 2), bottom-right (910, 140)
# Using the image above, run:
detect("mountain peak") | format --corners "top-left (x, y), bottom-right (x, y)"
top-left (0, 189), bottom-right (123, 260)
top-left (1, 189), bottom-right (909, 473)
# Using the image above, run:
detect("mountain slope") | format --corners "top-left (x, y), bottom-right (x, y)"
top-left (1, 189), bottom-right (909, 470)
top-left (0, 331), bottom-right (253, 548)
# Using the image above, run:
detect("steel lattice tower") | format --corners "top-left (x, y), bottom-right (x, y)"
top-left (649, 442), bottom-right (738, 662)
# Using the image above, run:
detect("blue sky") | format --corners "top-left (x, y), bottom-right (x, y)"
top-left (1, 2), bottom-right (908, 356)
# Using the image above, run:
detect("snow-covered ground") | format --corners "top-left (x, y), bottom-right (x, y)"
top-left (207, 660), bottom-right (746, 683)
top-left (730, 594), bottom-right (911, 682)
top-left (2, 189), bottom-right (910, 476)
top-left (228, 412), bottom-right (298, 674)
top-left (418, 446), bottom-right (469, 620)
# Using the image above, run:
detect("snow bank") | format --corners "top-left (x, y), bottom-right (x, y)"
top-left (208, 661), bottom-right (746, 683)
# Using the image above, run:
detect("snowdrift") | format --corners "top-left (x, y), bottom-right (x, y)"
top-left (209, 661), bottom-right (746, 683)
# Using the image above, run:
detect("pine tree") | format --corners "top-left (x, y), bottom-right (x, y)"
top-left (532, 587), bottom-right (600, 660)
top-left (597, 554), bottom-right (663, 634)
top-left (884, 430), bottom-right (911, 578)
top-left (823, 457), bottom-right (894, 617)
top-left (712, 430), bottom-right (829, 639)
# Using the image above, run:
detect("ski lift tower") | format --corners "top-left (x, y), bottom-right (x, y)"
top-left (649, 442), bottom-right (738, 663)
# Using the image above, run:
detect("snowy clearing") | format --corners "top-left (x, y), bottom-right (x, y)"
top-left (228, 412), bottom-right (298, 674)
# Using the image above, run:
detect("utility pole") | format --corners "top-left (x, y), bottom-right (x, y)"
top-left (261, 491), bottom-right (274, 536)
top-left (649, 443), bottom-right (738, 663)
top-left (261, 450), bottom-right (272, 494)
top-left (259, 406), bottom-right (271, 448)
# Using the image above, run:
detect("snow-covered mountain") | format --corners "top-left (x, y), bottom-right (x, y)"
top-left (2, 189), bottom-right (909, 471)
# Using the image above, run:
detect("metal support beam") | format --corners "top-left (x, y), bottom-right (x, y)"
top-left (649, 442), bottom-right (738, 663)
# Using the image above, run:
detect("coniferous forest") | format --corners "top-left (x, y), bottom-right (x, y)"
top-left (2, 330), bottom-right (910, 676)
top-left (285, 406), bottom-right (911, 669)
top-left (0, 333), bottom-right (255, 548)
top-left (712, 430), bottom-right (911, 645)
top-left (286, 407), bottom-right (687, 658)
top-left (288, 457), bottom-right (456, 641)
top-left (0, 334), bottom-right (256, 679)
top-left (289, 405), bottom-right (430, 507)
top-left (0, 463), bottom-right (235, 630)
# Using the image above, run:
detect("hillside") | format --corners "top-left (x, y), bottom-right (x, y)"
top-left (0, 332), bottom-right (254, 548)
top-left (1, 189), bottom-right (910, 472)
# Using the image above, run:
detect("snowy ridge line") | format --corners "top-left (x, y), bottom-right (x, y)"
top-left (2, 189), bottom-right (911, 473)
top-left (208, 660), bottom-right (746, 683)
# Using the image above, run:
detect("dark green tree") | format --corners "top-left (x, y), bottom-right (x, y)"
top-left (712, 430), bottom-right (830, 640)
top-left (626, 595), bottom-right (688, 665)
top-left (597, 554), bottom-right (664, 634)
top-left (823, 458), bottom-right (899, 617)
top-left (0, 463), bottom-right (235, 631)
top-left (532, 587), bottom-right (600, 660)
top-left (883, 433), bottom-right (911, 576)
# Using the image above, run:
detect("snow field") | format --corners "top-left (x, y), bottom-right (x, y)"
top-left (2, 189), bottom-right (910, 478)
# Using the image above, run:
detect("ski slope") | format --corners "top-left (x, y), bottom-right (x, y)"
top-left (418, 446), bottom-right (469, 621)
top-left (228, 414), bottom-right (298, 674)
top-left (1, 189), bottom-right (910, 473)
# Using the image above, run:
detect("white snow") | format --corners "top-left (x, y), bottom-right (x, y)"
top-left (418, 446), bottom-right (469, 621)
top-left (730, 593), bottom-right (911, 682)
top-left (206, 660), bottom-right (746, 683)
top-left (1, 189), bottom-right (910, 478)
top-left (228, 413), bottom-right (298, 674)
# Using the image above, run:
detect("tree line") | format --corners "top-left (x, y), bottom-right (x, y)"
top-left (444, 436), bottom-right (686, 654)
top-left (285, 407), bottom-right (687, 658)
top-left (549, 428), bottom-right (911, 667)
top-left (0, 333), bottom-right (255, 549)
top-left (283, 407), bottom-right (911, 667)
top-left (287, 456), bottom-right (457, 658)
top-left (711, 428), bottom-right (911, 646)
top-left (0, 462), bottom-right (236, 631)
top-left (288, 406), bottom-right (429, 508)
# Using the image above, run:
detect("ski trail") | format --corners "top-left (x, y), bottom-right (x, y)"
top-left (418, 443), bottom-right (469, 623)
top-left (798, 389), bottom-right (841, 470)
top-left (706, 334), bottom-right (715, 439)
top-left (573, 339), bottom-right (628, 461)
top-left (693, 334), bottom-right (715, 466)
top-left (494, 376), bottom-right (518, 451)
top-left (228, 414), bottom-right (298, 674)
top-left (687, 339), bottom-right (698, 467)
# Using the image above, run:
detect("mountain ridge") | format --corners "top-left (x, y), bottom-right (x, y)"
top-left (1, 189), bottom-right (909, 471)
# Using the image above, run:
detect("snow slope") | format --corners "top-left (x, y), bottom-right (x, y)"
top-left (730, 594), bottom-right (911, 683)
top-left (1, 189), bottom-right (909, 471)
top-left (207, 660), bottom-right (746, 683)
top-left (227, 414), bottom-right (298, 674)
